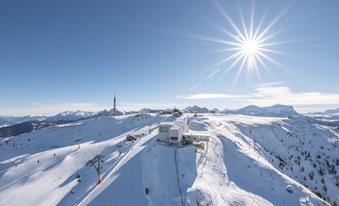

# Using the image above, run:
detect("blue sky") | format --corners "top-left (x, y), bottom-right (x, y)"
top-left (1, 0), bottom-right (339, 115)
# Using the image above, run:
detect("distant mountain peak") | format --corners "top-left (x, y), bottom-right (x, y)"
top-left (224, 104), bottom-right (298, 117)
top-left (183, 105), bottom-right (209, 113)
top-left (324, 107), bottom-right (339, 114)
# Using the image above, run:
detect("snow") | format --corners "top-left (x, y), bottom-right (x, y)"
top-left (324, 108), bottom-right (339, 115)
top-left (0, 114), bottom-right (165, 206)
top-left (0, 112), bottom-right (337, 206)
top-left (223, 104), bottom-right (298, 117)
top-left (305, 108), bottom-right (339, 122)
top-left (183, 105), bottom-right (209, 113)
top-left (188, 119), bottom-right (208, 131)
top-left (45, 111), bottom-right (97, 122)
top-left (0, 115), bottom-right (47, 127)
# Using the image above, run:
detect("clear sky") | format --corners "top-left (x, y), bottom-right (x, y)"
top-left (1, 0), bottom-right (339, 115)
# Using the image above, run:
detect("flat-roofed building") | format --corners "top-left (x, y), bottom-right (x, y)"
top-left (158, 118), bottom-right (209, 145)
top-left (158, 122), bottom-right (185, 144)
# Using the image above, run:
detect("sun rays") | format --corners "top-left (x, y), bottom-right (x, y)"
top-left (189, 0), bottom-right (295, 88)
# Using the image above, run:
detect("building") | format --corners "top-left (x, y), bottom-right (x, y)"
top-left (158, 118), bottom-right (209, 145)
top-left (158, 122), bottom-right (185, 144)
top-left (182, 133), bottom-right (210, 144)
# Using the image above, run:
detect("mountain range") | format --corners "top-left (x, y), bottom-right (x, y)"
top-left (0, 110), bottom-right (338, 205)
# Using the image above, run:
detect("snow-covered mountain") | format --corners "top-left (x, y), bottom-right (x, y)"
top-left (0, 119), bottom-right (11, 128)
top-left (0, 115), bottom-right (47, 127)
top-left (182, 104), bottom-right (298, 117)
top-left (210, 108), bottom-right (221, 113)
top-left (0, 104), bottom-right (298, 129)
top-left (305, 107), bottom-right (339, 122)
top-left (0, 112), bottom-right (337, 206)
top-left (0, 112), bottom-right (92, 128)
top-left (223, 104), bottom-right (299, 117)
top-left (0, 109), bottom-right (124, 128)
top-left (183, 105), bottom-right (209, 113)
top-left (0, 110), bottom-right (125, 137)
top-left (139, 108), bottom-right (153, 113)
top-left (45, 111), bottom-right (98, 123)
top-left (324, 107), bottom-right (339, 115)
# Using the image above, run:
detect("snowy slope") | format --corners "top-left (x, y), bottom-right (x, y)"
top-left (0, 114), bottom-right (166, 206)
top-left (80, 114), bottom-right (333, 206)
top-left (206, 114), bottom-right (338, 205)
top-left (0, 113), bottom-right (337, 206)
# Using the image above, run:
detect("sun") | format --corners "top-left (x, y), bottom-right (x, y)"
top-left (242, 39), bottom-right (259, 55)
top-left (188, 1), bottom-right (294, 87)
top-left (239, 38), bottom-right (262, 68)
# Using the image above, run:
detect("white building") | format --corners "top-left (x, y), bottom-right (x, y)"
top-left (158, 118), bottom-right (209, 145)
top-left (158, 122), bottom-right (186, 144)
top-left (183, 133), bottom-right (209, 143)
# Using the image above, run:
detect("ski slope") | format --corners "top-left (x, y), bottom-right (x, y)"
top-left (0, 113), bottom-right (337, 205)
top-left (0, 114), bottom-right (165, 206)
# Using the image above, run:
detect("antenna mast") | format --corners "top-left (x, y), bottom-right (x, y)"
top-left (113, 93), bottom-right (116, 113)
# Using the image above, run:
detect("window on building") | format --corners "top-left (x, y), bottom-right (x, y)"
top-left (159, 127), bottom-right (169, 133)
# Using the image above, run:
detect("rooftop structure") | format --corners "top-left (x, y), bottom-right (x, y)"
top-left (158, 122), bottom-right (186, 144)
top-left (158, 119), bottom-right (209, 145)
